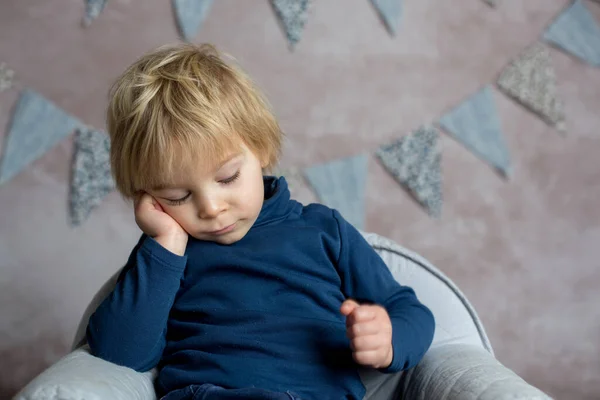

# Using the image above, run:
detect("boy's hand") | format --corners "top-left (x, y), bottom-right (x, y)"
top-left (340, 299), bottom-right (393, 369)
top-left (134, 193), bottom-right (188, 256)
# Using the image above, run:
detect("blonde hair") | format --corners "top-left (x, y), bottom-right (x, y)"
top-left (107, 43), bottom-right (282, 199)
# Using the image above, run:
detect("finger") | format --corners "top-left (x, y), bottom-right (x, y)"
top-left (346, 306), bottom-right (376, 326)
top-left (340, 299), bottom-right (360, 317)
top-left (152, 197), bottom-right (165, 212)
top-left (352, 350), bottom-right (381, 367)
top-left (346, 321), bottom-right (380, 339)
top-left (350, 334), bottom-right (388, 352)
top-left (135, 192), bottom-right (153, 208)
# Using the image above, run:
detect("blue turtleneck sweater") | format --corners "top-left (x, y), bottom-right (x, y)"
top-left (87, 177), bottom-right (434, 399)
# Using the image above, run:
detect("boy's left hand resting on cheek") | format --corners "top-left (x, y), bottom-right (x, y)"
top-left (340, 299), bottom-right (393, 369)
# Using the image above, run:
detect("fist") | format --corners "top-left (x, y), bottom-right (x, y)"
top-left (134, 193), bottom-right (188, 255)
top-left (340, 299), bottom-right (393, 369)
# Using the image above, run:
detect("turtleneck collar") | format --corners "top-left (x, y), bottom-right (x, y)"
top-left (252, 176), bottom-right (298, 228)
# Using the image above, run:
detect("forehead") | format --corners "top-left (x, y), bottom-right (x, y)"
top-left (149, 148), bottom-right (244, 191)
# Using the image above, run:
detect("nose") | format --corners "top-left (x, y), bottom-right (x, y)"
top-left (196, 194), bottom-right (227, 219)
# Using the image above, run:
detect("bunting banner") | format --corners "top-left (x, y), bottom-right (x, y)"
top-left (438, 86), bottom-right (511, 177)
top-left (82, 0), bottom-right (108, 27)
top-left (370, 0), bottom-right (403, 35)
top-left (497, 43), bottom-right (566, 132)
top-left (0, 62), bottom-right (14, 93)
top-left (0, 89), bottom-right (82, 186)
top-left (172, 0), bottom-right (214, 42)
top-left (272, 166), bottom-right (318, 206)
top-left (543, 0), bottom-right (600, 67)
top-left (2, 1), bottom-right (600, 223)
top-left (69, 128), bottom-right (115, 226)
top-left (271, 0), bottom-right (310, 49)
top-left (376, 126), bottom-right (442, 217)
top-left (304, 154), bottom-right (369, 229)
top-left (482, 0), bottom-right (498, 7)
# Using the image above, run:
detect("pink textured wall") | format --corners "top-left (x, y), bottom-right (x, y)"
top-left (1, 1), bottom-right (599, 398)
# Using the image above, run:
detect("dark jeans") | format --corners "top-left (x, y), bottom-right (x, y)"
top-left (161, 384), bottom-right (302, 400)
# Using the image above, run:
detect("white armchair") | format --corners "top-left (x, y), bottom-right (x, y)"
top-left (14, 233), bottom-right (551, 400)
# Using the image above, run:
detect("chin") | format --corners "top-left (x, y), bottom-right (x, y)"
top-left (193, 230), bottom-right (246, 245)
top-left (215, 236), bottom-right (240, 245)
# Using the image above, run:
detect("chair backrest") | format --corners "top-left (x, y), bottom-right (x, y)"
top-left (361, 232), bottom-right (493, 354)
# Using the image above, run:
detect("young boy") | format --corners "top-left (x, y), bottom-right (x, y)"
top-left (86, 43), bottom-right (435, 400)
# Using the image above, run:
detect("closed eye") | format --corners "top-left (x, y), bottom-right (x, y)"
top-left (219, 170), bottom-right (240, 185)
top-left (165, 192), bottom-right (191, 206)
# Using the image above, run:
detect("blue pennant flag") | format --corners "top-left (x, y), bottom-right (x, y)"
top-left (543, 0), bottom-right (600, 67)
top-left (304, 154), bottom-right (369, 229)
top-left (370, 0), bottom-right (403, 35)
top-left (0, 89), bottom-right (82, 186)
top-left (438, 86), bottom-right (511, 177)
top-left (172, 0), bottom-right (214, 42)
top-left (376, 126), bottom-right (442, 217)
top-left (82, 0), bottom-right (108, 27)
top-left (69, 128), bottom-right (115, 226)
top-left (271, 0), bottom-right (310, 49)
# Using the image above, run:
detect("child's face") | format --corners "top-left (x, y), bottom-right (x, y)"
top-left (147, 144), bottom-right (266, 245)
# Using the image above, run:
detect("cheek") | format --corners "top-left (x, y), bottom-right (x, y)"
top-left (163, 205), bottom-right (197, 226)
top-left (237, 174), bottom-right (264, 212)
top-left (252, 180), bottom-right (266, 210)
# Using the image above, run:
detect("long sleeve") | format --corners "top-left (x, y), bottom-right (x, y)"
top-left (333, 211), bottom-right (435, 372)
top-left (86, 235), bottom-right (187, 372)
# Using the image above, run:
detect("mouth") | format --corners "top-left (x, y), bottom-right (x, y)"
top-left (207, 223), bottom-right (236, 236)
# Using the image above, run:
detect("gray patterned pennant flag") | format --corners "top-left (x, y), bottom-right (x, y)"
top-left (69, 127), bottom-right (115, 226)
top-left (543, 0), bottom-right (600, 67)
top-left (0, 62), bottom-right (15, 92)
top-left (498, 43), bottom-right (566, 132)
top-left (272, 166), bottom-right (318, 206)
top-left (304, 154), bottom-right (369, 229)
top-left (376, 126), bottom-right (442, 217)
top-left (438, 86), bottom-right (511, 177)
top-left (370, 0), bottom-right (403, 35)
top-left (0, 89), bottom-right (82, 186)
top-left (172, 0), bottom-right (214, 41)
top-left (271, 0), bottom-right (310, 49)
top-left (82, 0), bottom-right (108, 27)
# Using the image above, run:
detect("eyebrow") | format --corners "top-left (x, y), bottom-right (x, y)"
top-left (150, 153), bottom-right (243, 191)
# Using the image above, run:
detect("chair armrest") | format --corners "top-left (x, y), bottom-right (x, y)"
top-left (400, 344), bottom-right (552, 400)
top-left (13, 346), bottom-right (156, 400)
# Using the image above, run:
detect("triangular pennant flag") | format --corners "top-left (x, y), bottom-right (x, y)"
top-left (376, 126), bottom-right (442, 217)
top-left (304, 154), bottom-right (368, 229)
top-left (543, 0), bottom-right (600, 67)
top-left (172, 0), bottom-right (214, 42)
top-left (438, 86), bottom-right (511, 177)
top-left (497, 43), bottom-right (566, 132)
top-left (69, 127), bottom-right (115, 226)
top-left (82, 0), bottom-right (108, 27)
top-left (0, 62), bottom-right (15, 92)
top-left (272, 166), bottom-right (318, 206)
top-left (0, 89), bottom-right (81, 186)
top-left (370, 0), bottom-right (402, 35)
top-left (271, 0), bottom-right (310, 49)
